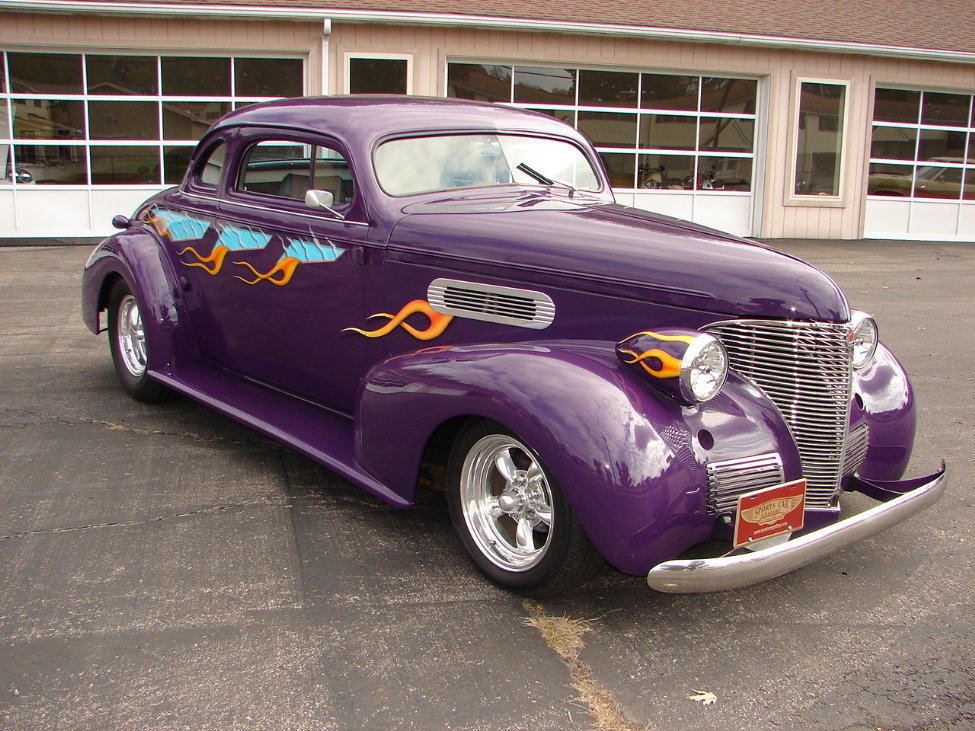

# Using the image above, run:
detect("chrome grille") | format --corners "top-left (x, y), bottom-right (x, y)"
top-left (704, 319), bottom-right (853, 509)
top-left (843, 423), bottom-right (869, 477)
top-left (707, 453), bottom-right (785, 514)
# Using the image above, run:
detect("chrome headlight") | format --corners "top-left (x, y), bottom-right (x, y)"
top-left (679, 334), bottom-right (728, 403)
top-left (850, 311), bottom-right (878, 369)
top-left (616, 329), bottom-right (728, 404)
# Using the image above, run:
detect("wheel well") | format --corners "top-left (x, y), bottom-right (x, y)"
top-left (97, 272), bottom-right (124, 322)
top-left (416, 416), bottom-right (475, 499)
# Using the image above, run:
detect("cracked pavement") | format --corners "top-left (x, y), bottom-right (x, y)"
top-left (1, 242), bottom-right (973, 730)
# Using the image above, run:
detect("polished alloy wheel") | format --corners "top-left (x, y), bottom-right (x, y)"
top-left (459, 434), bottom-right (554, 571)
top-left (116, 294), bottom-right (147, 378)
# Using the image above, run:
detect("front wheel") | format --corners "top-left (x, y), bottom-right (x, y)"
top-left (447, 421), bottom-right (603, 596)
top-left (107, 278), bottom-right (169, 402)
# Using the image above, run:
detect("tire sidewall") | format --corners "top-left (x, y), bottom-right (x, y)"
top-left (107, 278), bottom-right (165, 401)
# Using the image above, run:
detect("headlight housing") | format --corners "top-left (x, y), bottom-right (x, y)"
top-left (850, 311), bottom-right (878, 369)
top-left (616, 329), bottom-right (729, 404)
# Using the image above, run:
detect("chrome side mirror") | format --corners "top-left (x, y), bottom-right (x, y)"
top-left (304, 189), bottom-right (345, 220)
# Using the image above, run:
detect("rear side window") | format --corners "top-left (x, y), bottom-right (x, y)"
top-left (193, 141), bottom-right (226, 188)
top-left (236, 139), bottom-right (354, 205)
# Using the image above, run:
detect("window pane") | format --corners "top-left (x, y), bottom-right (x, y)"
top-left (1, 145), bottom-right (11, 184)
top-left (0, 54), bottom-right (6, 94)
top-left (236, 58), bottom-right (302, 97)
top-left (870, 126), bottom-right (917, 160)
top-left (312, 146), bottom-right (354, 204)
top-left (917, 128), bottom-right (966, 162)
top-left (8, 53), bottom-right (82, 94)
top-left (637, 154), bottom-right (693, 189)
top-left (700, 78), bottom-right (756, 114)
top-left (867, 163), bottom-right (913, 196)
top-left (920, 91), bottom-right (970, 127)
top-left (873, 88), bottom-right (920, 124)
top-left (578, 111), bottom-right (637, 148)
top-left (86, 55), bottom-right (158, 95)
top-left (194, 141), bottom-right (226, 187)
top-left (600, 152), bottom-right (636, 188)
top-left (525, 107), bottom-right (575, 126)
top-left (699, 117), bottom-right (753, 152)
top-left (639, 115), bottom-right (696, 150)
top-left (162, 57), bottom-right (231, 96)
top-left (1, 100), bottom-right (9, 138)
top-left (239, 140), bottom-right (311, 197)
top-left (164, 145), bottom-right (193, 184)
top-left (446, 63), bottom-right (511, 102)
top-left (13, 144), bottom-right (87, 183)
top-left (513, 66), bottom-right (575, 105)
top-left (578, 70), bottom-right (638, 108)
top-left (88, 101), bottom-right (159, 140)
top-left (13, 99), bottom-right (84, 140)
top-left (964, 168), bottom-right (975, 201)
top-left (348, 58), bottom-right (407, 95)
top-left (914, 163), bottom-right (963, 199)
top-left (91, 146), bottom-right (160, 184)
top-left (794, 82), bottom-right (845, 196)
top-left (698, 156), bottom-right (752, 191)
top-left (163, 102), bottom-right (231, 140)
top-left (640, 74), bottom-right (697, 111)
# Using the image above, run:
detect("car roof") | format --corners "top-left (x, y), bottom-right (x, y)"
top-left (210, 95), bottom-right (586, 147)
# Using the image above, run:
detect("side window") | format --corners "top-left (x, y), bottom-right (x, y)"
top-left (237, 139), bottom-right (354, 206)
top-left (194, 141), bottom-right (227, 188)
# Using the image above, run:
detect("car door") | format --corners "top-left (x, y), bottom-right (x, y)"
top-left (183, 129), bottom-right (374, 413)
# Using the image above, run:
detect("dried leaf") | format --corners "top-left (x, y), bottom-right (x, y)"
top-left (688, 689), bottom-right (717, 705)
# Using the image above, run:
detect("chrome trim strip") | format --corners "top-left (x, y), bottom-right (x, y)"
top-left (428, 278), bottom-right (555, 330)
top-left (647, 467), bottom-right (946, 593)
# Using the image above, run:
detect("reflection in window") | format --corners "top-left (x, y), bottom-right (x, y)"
top-left (91, 146), bottom-right (159, 184)
top-left (87, 55), bottom-right (158, 95)
top-left (698, 156), bottom-right (752, 191)
top-left (88, 101), bottom-right (159, 140)
top-left (639, 115), bottom-right (696, 150)
top-left (873, 88), bottom-right (920, 124)
top-left (600, 152), bottom-right (637, 188)
top-left (637, 154), bottom-right (694, 189)
top-left (867, 163), bottom-right (914, 196)
top-left (525, 107), bottom-right (575, 126)
top-left (0, 54), bottom-right (6, 94)
top-left (164, 146), bottom-right (194, 184)
top-left (641, 74), bottom-right (698, 111)
top-left (12, 144), bottom-right (87, 184)
top-left (514, 67), bottom-right (576, 105)
top-left (348, 58), bottom-right (408, 94)
top-left (794, 82), bottom-right (846, 196)
top-left (447, 64), bottom-right (512, 102)
top-left (964, 169), bottom-right (975, 200)
top-left (162, 57), bottom-right (231, 96)
top-left (917, 128), bottom-right (966, 162)
top-left (8, 52), bottom-right (82, 94)
top-left (578, 112), bottom-right (637, 148)
top-left (13, 99), bottom-right (85, 139)
top-left (578, 70), bottom-right (638, 108)
top-left (699, 117), bottom-right (753, 152)
top-left (921, 92), bottom-right (970, 127)
top-left (163, 102), bottom-right (231, 140)
top-left (870, 126), bottom-right (917, 160)
top-left (701, 78), bottom-right (757, 114)
top-left (236, 58), bottom-right (303, 97)
top-left (914, 164), bottom-right (963, 199)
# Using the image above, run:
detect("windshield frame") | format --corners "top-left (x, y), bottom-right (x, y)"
top-left (371, 130), bottom-right (607, 198)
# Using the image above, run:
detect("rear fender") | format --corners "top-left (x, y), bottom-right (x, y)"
top-left (355, 341), bottom-right (801, 574)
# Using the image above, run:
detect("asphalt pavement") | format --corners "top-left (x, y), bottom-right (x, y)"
top-left (0, 240), bottom-right (972, 730)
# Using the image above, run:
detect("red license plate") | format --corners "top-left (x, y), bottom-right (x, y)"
top-left (733, 479), bottom-right (807, 548)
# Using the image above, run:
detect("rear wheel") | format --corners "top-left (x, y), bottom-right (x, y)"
top-left (107, 278), bottom-right (169, 402)
top-left (447, 420), bottom-right (603, 596)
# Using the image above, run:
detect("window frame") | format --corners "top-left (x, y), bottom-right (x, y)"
top-left (786, 76), bottom-right (851, 207)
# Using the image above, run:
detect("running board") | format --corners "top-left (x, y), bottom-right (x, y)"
top-left (150, 365), bottom-right (410, 509)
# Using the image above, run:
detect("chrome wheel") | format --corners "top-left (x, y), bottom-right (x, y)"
top-left (459, 434), bottom-right (554, 572)
top-left (116, 294), bottom-right (147, 378)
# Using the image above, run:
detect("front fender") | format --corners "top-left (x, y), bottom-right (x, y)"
top-left (356, 341), bottom-right (801, 575)
top-left (82, 227), bottom-right (190, 374)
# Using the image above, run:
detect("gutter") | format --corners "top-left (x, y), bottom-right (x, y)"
top-left (2, 1), bottom-right (974, 65)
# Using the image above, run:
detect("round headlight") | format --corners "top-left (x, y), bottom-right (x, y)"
top-left (679, 334), bottom-right (728, 403)
top-left (850, 311), bottom-right (878, 369)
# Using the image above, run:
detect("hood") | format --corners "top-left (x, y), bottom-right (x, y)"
top-left (389, 191), bottom-right (849, 322)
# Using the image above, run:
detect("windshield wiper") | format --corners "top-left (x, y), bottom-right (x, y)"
top-left (516, 162), bottom-right (576, 194)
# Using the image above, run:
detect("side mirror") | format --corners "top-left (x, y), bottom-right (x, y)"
top-left (304, 189), bottom-right (345, 220)
top-left (112, 214), bottom-right (131, 230)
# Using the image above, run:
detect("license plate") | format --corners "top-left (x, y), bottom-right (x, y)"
top-left (733, 479), bottom-right (807, 548)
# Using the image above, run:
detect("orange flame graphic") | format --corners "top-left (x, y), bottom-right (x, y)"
top-left (235, 258), bottom-right (301, 286)
top-left (147, 213), bottom-right (169, 238)
top-left (619, 348), bottom-right (683, 379)
top-left (344, 299), bottom-right (454, 341)
top-left (178, 245), bottom-right (230, 276)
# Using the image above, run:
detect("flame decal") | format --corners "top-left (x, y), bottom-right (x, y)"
top-left (148, 208), bottom-right (210, 241)
top-left (235, 257), bottom-right (301, 286)
top-left (344, 299), bottom-right (454, 341)
top-left (619, 347), bottom-right (683, 379)
top-left (178, 244), bottom-right (230, 275)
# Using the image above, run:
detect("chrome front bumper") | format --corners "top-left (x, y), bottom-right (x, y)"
top-left (647, 465), bottom-right (947, 593)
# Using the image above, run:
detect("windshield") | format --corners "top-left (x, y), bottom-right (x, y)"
top-left (374, 133), bottom-right (602, 196)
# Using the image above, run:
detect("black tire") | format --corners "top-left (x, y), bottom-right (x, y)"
top-left (106, 278), bottom-right (169, 402)
top-left (447, 420), bottom-right (604, 596)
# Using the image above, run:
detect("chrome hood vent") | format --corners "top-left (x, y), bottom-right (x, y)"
top-left (428, 278), bottom-right (555, 330)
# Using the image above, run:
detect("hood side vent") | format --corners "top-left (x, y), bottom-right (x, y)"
top-left (428, 278), bottom-right (555, 330)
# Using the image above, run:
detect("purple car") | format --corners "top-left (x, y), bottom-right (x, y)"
top-left (81, 97), bottom-right (945, 596)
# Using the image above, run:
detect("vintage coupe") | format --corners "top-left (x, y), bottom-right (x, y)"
top-left (82, 97), bottom-right (945, 596)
